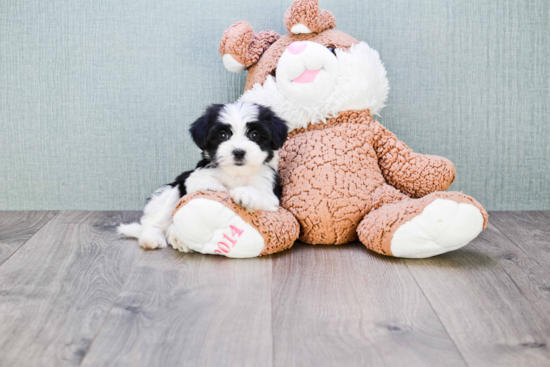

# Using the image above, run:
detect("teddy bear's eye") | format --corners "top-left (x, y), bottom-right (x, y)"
top-left (327, 46), bottom-right (336, 54)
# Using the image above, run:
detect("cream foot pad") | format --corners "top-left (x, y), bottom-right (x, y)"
top-left (172, 198), bottom-right (265, 258)
top-left (391, 199), bottom-right (484, 258)
top-left (170, 191), bottom-right (300, 258)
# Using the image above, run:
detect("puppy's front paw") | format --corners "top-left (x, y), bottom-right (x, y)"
top-left (263, 195), bottom-right (280, 212)
top-left (230, 187), bottom-right (259, 212)
top-left (194, 182), bottom-right (228, 193)
top-left (264, 204), bottom-right (280, 212)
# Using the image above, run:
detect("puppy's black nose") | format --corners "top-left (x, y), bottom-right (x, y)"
top-left (233, 149), bottom-right (246, 161)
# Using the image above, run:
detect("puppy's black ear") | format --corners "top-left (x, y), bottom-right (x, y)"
top-left (270, 115), bottom-right (288, 150)
top-left (258, 106), bottom-right (288, 150)
top-left (189, 104), bottom-right (223, 150)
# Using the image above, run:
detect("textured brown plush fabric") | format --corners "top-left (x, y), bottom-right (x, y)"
top-left (219, 21), bottom-right (280, 67)
top-left (357, 191), bottom-right (489, 256)
top-left (279, 109), bottom-right (467, 245)
top-left (280, 110), bottom-right (382, 244)
top-left (283, 0), bottom-right (336, 34)
top-left (370, 117), bottom-right (457, 198)
top-left (173, 191), bottom-right (299, 256)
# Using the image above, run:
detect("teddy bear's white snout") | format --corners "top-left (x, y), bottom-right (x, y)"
top-left (240, 41), bottom-right (390, 131)
top-left (275, 41), bottom-right (338, 107)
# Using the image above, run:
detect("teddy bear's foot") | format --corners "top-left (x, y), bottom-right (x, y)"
top-left (170, 191), bottom-right (299, 258)
top-left (390, 199), bottom-right (484, 258)
top-left (357, 192), bottom-right (488, 258)
top-left (171, 197), bottom-right (265, 258)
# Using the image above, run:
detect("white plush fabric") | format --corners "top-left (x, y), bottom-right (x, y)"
top-left (290, 23), bottom-right (312, 34)
top-left (171, 198), bottom-right (265, 258)
top-left (390, 199), bottom-right (484, 258)
top-left (275, 41), bottom-right (338, 107)
top-left (240, 42), bottom-right (390, 131)
top-left (223, 54), bottom-right (246, 72)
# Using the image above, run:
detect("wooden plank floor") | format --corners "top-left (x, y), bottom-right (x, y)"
top-left (0, 211), bottom-right (548, 367)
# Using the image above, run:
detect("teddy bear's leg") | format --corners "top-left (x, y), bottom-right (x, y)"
top-left (170, 191), bottom-right (299, 258)
top-left (357, 192), bottom-right (488, 258)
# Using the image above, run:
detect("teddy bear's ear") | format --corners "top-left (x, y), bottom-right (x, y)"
top-left (284, 0), bottom-right (336, 34)
top-left (219, 21), bottom-right (280, 73)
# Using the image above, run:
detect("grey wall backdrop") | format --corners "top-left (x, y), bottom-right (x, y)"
top-left (1, 0), bottom-right (549, 210)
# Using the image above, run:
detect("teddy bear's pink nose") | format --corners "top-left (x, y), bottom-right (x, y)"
top-left (287, 41), bottom-right (307, 55)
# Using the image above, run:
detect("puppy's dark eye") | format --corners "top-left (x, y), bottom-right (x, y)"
top-left (219, 132), bottom-right (229, 141)
top-left (327, 46), bottom-right (336, 54)
top-left (248, 131), bottom-right (259, 141)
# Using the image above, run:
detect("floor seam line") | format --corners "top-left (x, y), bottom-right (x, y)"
top-left (0, 211), bottom-right (61, 268)
top-left (404, 259), bottom-right (472, 367)
top-left (488, 214), bottom-right (543, 261)
top-left (271, 258), bottom-right (275, 367)
top-left (78, 247), bottom-right (143, 366)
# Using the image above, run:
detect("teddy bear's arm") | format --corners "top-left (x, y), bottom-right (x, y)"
top-left (370, 119), bottom-right (456, 198)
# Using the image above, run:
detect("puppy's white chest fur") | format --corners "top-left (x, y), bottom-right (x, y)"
top-left (185, 162), bottom-right (279, 212)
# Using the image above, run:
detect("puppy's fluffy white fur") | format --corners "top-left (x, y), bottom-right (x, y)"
top-left (118, 102), bottom-right (287, 251)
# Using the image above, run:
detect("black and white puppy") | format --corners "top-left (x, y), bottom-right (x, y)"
top-left (118, 102), bottom-right (288, 251)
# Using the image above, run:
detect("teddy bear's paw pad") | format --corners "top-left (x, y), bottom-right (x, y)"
top-left (391, 199), bottom-right (484, 258)
top-left (171, 198), bottom-right (265, 258)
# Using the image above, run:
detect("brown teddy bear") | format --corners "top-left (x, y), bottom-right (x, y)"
top-left (170, 0), bottom-right (488, 258)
